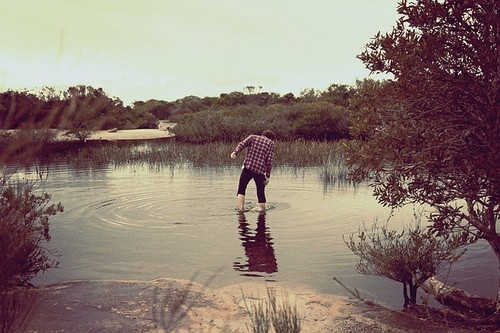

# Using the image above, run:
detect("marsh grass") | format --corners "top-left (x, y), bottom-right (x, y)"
top-left (6, 139), bottom-right (352, 190)
top-left (36, 138), bottom-right (349, 171)
top-left (274, 140), bottom-right (346, 167)
top-left (36, 140), bottom-right (235, 168)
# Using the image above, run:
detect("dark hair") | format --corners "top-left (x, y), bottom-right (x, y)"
top-left (261, 130), bottom-right (275, 140)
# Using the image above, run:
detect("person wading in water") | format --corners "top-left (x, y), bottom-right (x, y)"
top-left (230, 130), bottom-right (276, 212)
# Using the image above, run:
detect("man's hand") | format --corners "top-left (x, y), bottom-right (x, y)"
top-left (230, 152), bottom-right (237, 159)
top-left (263, 177), bottom-right (270, 186)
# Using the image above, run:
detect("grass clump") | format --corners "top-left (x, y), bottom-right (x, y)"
top-left (242, 286), bottom-right (302, 333)
top-left (0, 289), bottom-right (37, 333)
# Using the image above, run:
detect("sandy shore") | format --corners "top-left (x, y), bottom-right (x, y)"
top-left (1, 122), bottom-right (176, 142)
top-left (84, 128), bottom-right (174, 141)
top-left (51, 122), bottom-right (175, 142)
top-left (21, 279), bottom-right (482, 333)
top-left (83, 122), bottom-right (176, 141)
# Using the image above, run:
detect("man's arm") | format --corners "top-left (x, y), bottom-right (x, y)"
top-left (265, 143), bottom-right (275, 178)
top-left (231, 135), bottom-right (253, 158)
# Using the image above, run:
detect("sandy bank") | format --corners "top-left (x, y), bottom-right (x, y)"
top-left (22, 279), bottom-right (481, 333)
top-left (82, 121), bottom-right (175, 141)
top-left (1, 122), bottom-right (176, 142)
top-left (83, 128), bottom-right (174, 141)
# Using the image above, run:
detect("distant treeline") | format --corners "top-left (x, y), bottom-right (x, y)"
top-left (0, 79), bottom-right (385, 142)
top-left (0, 86), bottom-right (157, 132)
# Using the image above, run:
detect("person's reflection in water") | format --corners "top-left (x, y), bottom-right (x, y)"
top-left (233, 211), bottom-right (278, 277)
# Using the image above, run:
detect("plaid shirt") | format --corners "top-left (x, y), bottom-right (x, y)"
top-left (233, 135), bottom-right (275, 178)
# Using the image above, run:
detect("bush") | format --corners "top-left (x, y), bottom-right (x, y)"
top-left (171, 101), bottom-right (352, 143)
top-left (290, 102), bottom-right (351, 141)
top-left (344, 210), bottom-right (464, 308)
top-left (171, 105), bottom-right (278, 143)
top-left (0, 171), bottom-right (63, 291)
top-left (0, 130), bottom-right (58, 164)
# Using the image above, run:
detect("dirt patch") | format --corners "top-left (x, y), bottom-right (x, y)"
top-left (19, 279), bottom-right (495, 333)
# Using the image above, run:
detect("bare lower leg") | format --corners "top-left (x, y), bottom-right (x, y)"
top-left (257, 202), bottom-right (266, 210)
top-left (237, 194), bottom-right (245, 211)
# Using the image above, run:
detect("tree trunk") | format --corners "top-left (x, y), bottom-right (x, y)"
top-left (403, 282), bottom-right (410, 309)
top-left (409, 281), bottom-right (418, 305)
top-left (402, 281), bottom-right (418, 309)
top-left (421, 277), bottom-right (496, 315)
top-left (485, 236), bottom-right (500, 314)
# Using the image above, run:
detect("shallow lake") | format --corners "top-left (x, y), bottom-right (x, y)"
top-left (23, 163), bottom-right (497, 309)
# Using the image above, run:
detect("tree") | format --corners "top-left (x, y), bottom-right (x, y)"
top-left (134, 99), bottom-right (174, 120)
top-left (60, 85), bottom-right (112, 141)
top-left (319, 83), bottom-right (355, 107)
top-left (299, 88), bottom-right (320, 102)
top-left (348, 0), bottom-right (499, 297)
top-left (348, 79), bottom-right (393, 141)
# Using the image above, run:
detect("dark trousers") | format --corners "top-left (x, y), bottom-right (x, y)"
top-left (237, 168), bottom-right (266, 203)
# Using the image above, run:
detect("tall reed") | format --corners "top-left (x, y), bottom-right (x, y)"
top-left (39, 139), bottom-right (347, 167)
top-left (26, 139), bottom-right (352, 190)
top-left (25, 139), bottom-right (353, 189)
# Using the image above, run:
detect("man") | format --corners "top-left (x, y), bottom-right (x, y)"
top-left (230, 130), bottom-right (275, 212)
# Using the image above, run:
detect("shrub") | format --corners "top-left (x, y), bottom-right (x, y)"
top-left (0, 170), bottom-right (63, 290)
top-left (290, 102), bottom-right (351, 141)
top-left (171, 102), bottom-right (351, 143)
top-left (0, 130), bottom-right (57, 164)
top-left (344, 210), bottom-right (464, 308)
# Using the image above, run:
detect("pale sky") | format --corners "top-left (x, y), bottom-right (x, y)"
top-left (0, 0), bottom-right (400, 105)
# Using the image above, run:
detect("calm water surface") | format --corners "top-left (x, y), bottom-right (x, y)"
top-left (26, 163), bottom-right (497, 309)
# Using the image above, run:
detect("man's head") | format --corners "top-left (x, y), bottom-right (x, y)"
top-left (261, 130), bottom-right (276, 140)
